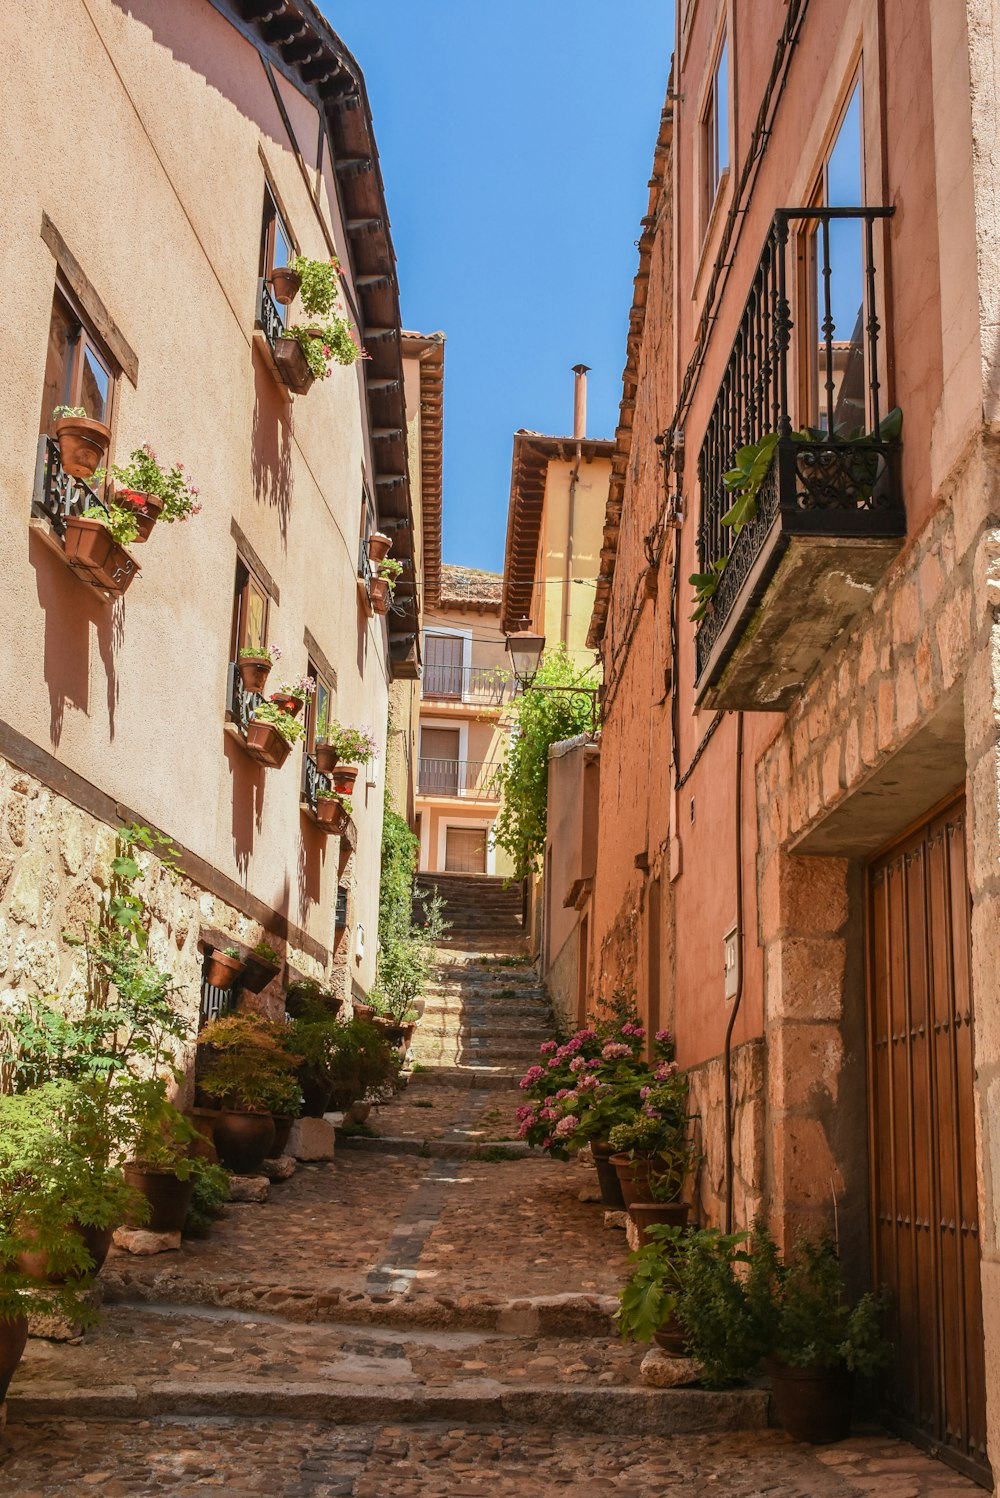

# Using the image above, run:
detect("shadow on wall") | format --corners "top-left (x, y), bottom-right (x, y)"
top-left (298, 821), bottom-right (324, 924)
top-left (224, 731), bottom-right (265, 878)
top-left (251, 355), bottom-right (292, 546)
top-left (32, 531), bottom-right (121, 748)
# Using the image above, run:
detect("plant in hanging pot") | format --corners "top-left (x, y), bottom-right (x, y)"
top-left (64, 502), bottom-right (141, 596)
top-left (198, 1013), bottom-right (302, 1173)
top-left (237, 642), bottom-right (281, 693)
top-left (314, 718), bottom-right (376, 780)
top-left (746, 1225), bottom-right (889, 1444)
top-left (51, 404), bottom-right (111, 479)
top-left (95, 444), bottom-right (202, 542)
top-left (204, 944), bottom-right (245, 990)
top-left (246, 699), bottom-right (305, 768)
top-left (315, 788), bottom-right (351, 834)
top-left (240, 939), bottom-right (282, 994)
top-left (269, 674), bottom-right (316, 717)
top-left (367, 530), bottom-right (393, 565)
top-left (369, 556), bottom-right (403, 616)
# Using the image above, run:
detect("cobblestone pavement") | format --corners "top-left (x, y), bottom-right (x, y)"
top-left (0, 1421), bottom-right (980, 1496)
top-left (0, 886), bottom-right (983, 1495)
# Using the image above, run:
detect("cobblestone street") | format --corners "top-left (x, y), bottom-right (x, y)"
top-left (0, 891), bottom-right (983, 1496)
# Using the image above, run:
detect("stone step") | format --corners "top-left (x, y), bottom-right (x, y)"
top-left (407, 1065), bottom-right (524, 1089)
top-left (336, 1134), bottom-right (528, 1160)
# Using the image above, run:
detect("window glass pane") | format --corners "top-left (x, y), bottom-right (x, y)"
top-left (40, 299), bottom-right (75, 434)
top-left (273, 220), bottom-right (292, 274)
top-left (715, 41), bottom-right (729, 176)
top-left (822, 86), bottom-right (864, 433)
top-left (80, 344), bottom-right (110, 423)
top-left (314, 678), bottom-right (331, 744)
top-left (244, 582), bottom-right (267, 653)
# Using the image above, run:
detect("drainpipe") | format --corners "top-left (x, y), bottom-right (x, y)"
top-left (563, 365), bottom-right (590, 650)
top-left (723, 711), bottom-right (745, 1234)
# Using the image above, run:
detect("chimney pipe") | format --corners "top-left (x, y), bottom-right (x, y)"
top-left (572, 363), bottom-right (590, 440)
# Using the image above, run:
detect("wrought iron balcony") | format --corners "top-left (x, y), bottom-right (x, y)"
top-left (32, 435), bottom-right (108, 538)
top-left (256, 279), bottom-right (312, 394)
top-left (417, 758), bottom-right (503, 801)
top-left (694, 206), bottom-right (904, 711)
top-left (421, 663), bottom-right (516, 707)
top-left (225, 663), bottom-right (261, 741)
top-left (301, 749), bottom-right (334, 826)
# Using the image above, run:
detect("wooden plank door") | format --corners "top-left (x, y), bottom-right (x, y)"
top-left (867, 798), bottom-right (990, 1487)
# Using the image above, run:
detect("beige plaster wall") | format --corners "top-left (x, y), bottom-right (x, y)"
top-left (537, 457), bottom-right (611, 671)
top-left (0, 0), bottom-right (394, 991)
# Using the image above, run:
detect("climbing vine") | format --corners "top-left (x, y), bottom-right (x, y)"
top-left (491, 645), bottom-right (598, 882)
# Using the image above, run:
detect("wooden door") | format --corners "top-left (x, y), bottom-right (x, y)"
top-left (867, 798), bottom-right (990, 1486)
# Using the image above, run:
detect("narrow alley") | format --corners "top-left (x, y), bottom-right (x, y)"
top-left (0, 880), bottom-right (980, 1496)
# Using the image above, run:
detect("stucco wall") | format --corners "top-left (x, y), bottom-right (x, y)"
top-left (0, 0), bottom-right (395, 993)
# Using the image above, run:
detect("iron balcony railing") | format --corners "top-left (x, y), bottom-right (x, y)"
top-left (301, 749), bottom-right (334, 822)
top-left (694, 206), bottom-right (903, 683)
top-left (417, 758), bottom-right (503, 800)
top-left (421, 663), bottom-right (516, 706)
top-left (226, 664), bottom-right (260, 742)
top-left (256, 277), bottom-right (285, 355)
top-left (32, 435), bottom-right (111, 538)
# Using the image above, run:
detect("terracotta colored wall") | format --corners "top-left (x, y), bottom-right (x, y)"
top-left (0, 0), bottom-right (398, 996)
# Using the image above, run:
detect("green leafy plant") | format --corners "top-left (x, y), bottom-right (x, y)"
top-left (252, 942), bottom-right (279, 964)
top-left (286, 317), bottom-right (362, 377)
top-left (198, 1013), bottom-right (302, 1115)
top-left (238, 643), bottom-right (281, 664)
top-left (95, 445), bottom-right (201, 523)
top-left (284, 978), bottom-right (341, 1019)
top-left (317, 788), bottom-right (352, 816)
top-left (52, 404), bottom-right (88, 421)
top-left (82, 503), bottom-right (139, 547)
top-left (291, 255), bottom-right (341, 319)
top-left (251, 700), bottom-right (306, 744)
top-left (491, 645), bottom-right (599, 880)
top-left (314, 720), bottom-right (377, 763)
top-left (377, 557), bottom-right (404, 594)
top-left (183, 1162), bottom-right (231, 1239)
top-left (372, 797), bottom-right (448, 1022)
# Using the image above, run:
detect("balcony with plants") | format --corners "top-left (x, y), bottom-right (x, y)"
top-left (225, 647), bottom-right (307, 769)
top-left (690, 207), bottom-right (904, 712)
top-left (255, 255), bottom-right (363, 397)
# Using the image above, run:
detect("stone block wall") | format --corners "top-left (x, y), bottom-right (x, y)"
top-left (0, 756), bottom-right (329, 1097)
top-left (687, 1037), bottom-right (765, 1231)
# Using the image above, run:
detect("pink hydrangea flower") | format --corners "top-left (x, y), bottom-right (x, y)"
top-left (554, 1114), bottom-right (579, 1137)
top-left (569, 1057), bottom-right (586, 1073)
top-left (539, 1041), bottom-right (557, 1055)
top-left (656, 1029), bottom-right (674, 1043)
top-left (601, 1042), bottom-right (632, 1060)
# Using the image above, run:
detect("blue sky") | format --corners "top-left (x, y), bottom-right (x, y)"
top-left (323, 3), bottom-right (675, 573)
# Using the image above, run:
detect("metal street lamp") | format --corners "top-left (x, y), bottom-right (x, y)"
top-left (504, 626), bottom-right (600, 733)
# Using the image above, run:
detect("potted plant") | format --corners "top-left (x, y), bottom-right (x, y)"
top-left (314, 719), bottom-right (376, 779)
top-left (369, 556), bottom-right (403, 616)
top-left (124, 1102), bottom-right (204, 1233)
top-left (95, 444), bottom-right (202, 541)
top-left (237, 642), bottom-right (281, 693)
top-left (51, 404), bottom-right (111, 479)
top-left (246, 699), bottom-right (305, 768)
top-left (619, 1224), bottom-right (759, 1370)
top-left (198, 1013), bottom-right (302, 1172)
top-left (63, 501), bottom-right (140, 596)
top-left (315, 788), bottom-right (351, 834)
top-left (269, 674), bottom-right (316, 717)
top-left (367, 531), bottom-right (393, 565)
top-left (275, 313), bottom-right (363, 393)
top-left (204, 945), bottom-right (245, 990)
top-left (241, 940), bottom-right (282, 994)
top-left (287, 1005), bottom-right (343, 1117)
top-left (747, 1226), bottom-right (889, 1444)
top-left (284, 977), bottom-right (343, 1021)
top-left (366, 992), bottom-right (420, 1051)
top-left (607, 1065), bottom-right (695, 1216)
top-left (326, 1016), bottom-right (401, 1112)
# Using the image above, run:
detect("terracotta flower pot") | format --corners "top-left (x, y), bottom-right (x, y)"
top-left (212, 1110), bottom-right (275, 1174)
top-left (269, 692), bottom-right (302, 716)
top-left (245, 718), bottom-right (292, 768)
top-left (627, 1200), bottom-right (691, 1249)
top-left (369, 577), bottom-right (391, 614)
top-left (117, 488), bottom-right (163, 541)
top-left (269, 265), bottom-right (302, 305)
top-left (610, 1152), bottom-right (682, 1209)
top-left (63, 515), bottom-right (139, 596)
top-left (238, 655), bottom-right (273, 692)
top-left (590, 1140), bottom-right (626, 1210)
top-left (367, 531), bottom-right (392, 564)
top-left (267, 1115), bottom-right (294, 1158)
top-left (767, 1360), bottom-right (855, 1444)
top-left (16, 1221), bottom-right (116, 1283)
top-left (315, 797), bottom-right (349, 835)
top-left (273, 335), bottom-right (315, 396)
top-left (240, 952), bottom-right (281, 993)
top-left (123, 1165), bottom-right (194, 1233)
top-left (332, 765), bottom-right (359, 794)
top-left (0, 1316), bottom-right (29, 1404)
top-left (315, 741), bottom-right (338, 776)
top-left (653, 1314), bottom-right (688, 1356)
top-left (370, 1014), bottom-right (406, 1048)
top-left (204, 949), bottom-right (244, 990)
top-left (353, 1001), bottom-right (374, 1024)
top-left (53, 414), bottom-right (111, 478)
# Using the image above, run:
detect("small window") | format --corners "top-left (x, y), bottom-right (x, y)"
top-left (358, 486), bottom-right (377, 578)
top-left (231, 557), bottom-right (270, 660)
top-left (445, 826), bottom-right (487, 874)
top-left (424, 632), bottom-right (464, 698)
top-left (40, 285), bottom-right (116, 435)
top-left (703, 35), bottom-right (729, 221)
top-left (259, 189), bottom-right (294, 325)
top-left (305, 657), bottom-right (335, 753)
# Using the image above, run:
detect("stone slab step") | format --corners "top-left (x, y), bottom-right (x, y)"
top-left (336, 1134), bottom-right (529, 1160)
top-left (408, 1066), bottom-right (524, 1090)
top-left (7, 1380), bottom-right (769, 1435)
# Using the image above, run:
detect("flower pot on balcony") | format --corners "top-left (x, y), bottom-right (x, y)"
top-left (331, 765), bottom-right (359, 795)
top-left (367, 531), bottom-right (392, 565)
top-left (238, 654), bottom-right (273, 692)
top-left (53, 414), bottom-right (111, 478)
top-left (118, 488), bottom-right (164, 541)
top-left (269, 265), bottom-right (302, 305)
top-left (63, 515), bottom-right (139, 596)
top-left (369, 577), bottom-right (391, 615)
top-left (315, 741), bottom-right (339, 776)
top-left (269, 692), bottom-right (302, 716)
top-left (204, 949), bottom-right (244, 990)
top-left (0, 1316), bottom-right (28, 1404)
top-left (316, 797), bottom-right (350, 836)
top-left (212, 1110), bottom-right (275, 1174)
top-left (273, 335), bottom-right (315, 396)
top-left (123, 1165), bottom-right (194, 1234)
top-left (245, 718), bottom-right (292, 768)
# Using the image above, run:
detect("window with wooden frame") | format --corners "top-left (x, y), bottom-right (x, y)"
top-left (305, 657), bottom-right (335, 754)
top-left (358, 485), bottom-right (377, 579)
top-left (702, 32), bottom-right (730, 225)
top-left (796, 82), bottom-right (866, 435)
top-left (259, 188), bottom-right (294, 326)
top-left (39, 282), bottom-right (117, 436)
top-left (230, 556), bottom-right (270, 660)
